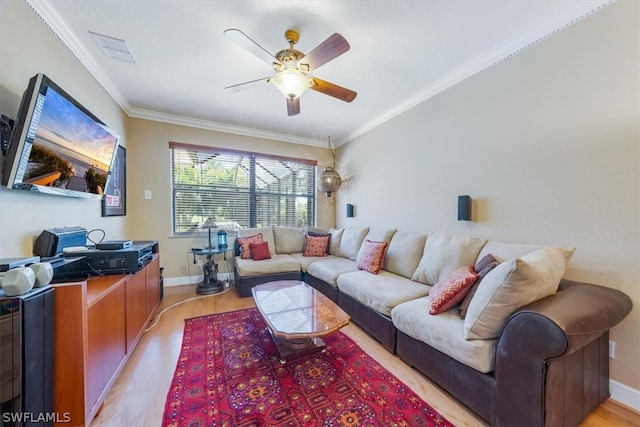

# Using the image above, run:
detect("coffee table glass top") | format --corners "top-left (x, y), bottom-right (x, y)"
top-left (251, 280), bottom-right (350, 341)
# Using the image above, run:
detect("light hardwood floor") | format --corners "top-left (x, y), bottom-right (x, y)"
top-left (90, 284), bottom-right (639, 427)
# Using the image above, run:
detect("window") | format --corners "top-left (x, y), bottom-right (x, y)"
top-left (170, 142), bottom-right (317, 234)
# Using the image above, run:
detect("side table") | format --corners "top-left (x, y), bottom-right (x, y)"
top-left (190, 247), bottom-right (232, 295)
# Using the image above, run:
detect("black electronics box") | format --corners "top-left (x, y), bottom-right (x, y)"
top-left (34, 226), bottom-right (87, 257)
top-left (95, 240), bottom-right (133, 250)
top-left (64, 241), bottom-right (156, 275)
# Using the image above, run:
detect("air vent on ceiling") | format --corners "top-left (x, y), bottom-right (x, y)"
top-left (90, 31), bottom-right (136, 64)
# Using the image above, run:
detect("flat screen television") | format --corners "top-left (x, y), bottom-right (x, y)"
top-left (1, 73), bottom-right (120, 199)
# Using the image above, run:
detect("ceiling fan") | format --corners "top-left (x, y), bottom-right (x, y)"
top-left (224, 28), bottom-right (357, 116)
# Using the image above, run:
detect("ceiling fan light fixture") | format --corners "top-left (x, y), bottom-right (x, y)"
top-left (270, 69), bottom-right (310, 100)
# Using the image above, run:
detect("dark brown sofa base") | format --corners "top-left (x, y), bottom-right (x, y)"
top-left (338, 291), bottom-right (396, 353)
top-left (302, 272), bottom-right (339, 303)
top-left (234, 269), bottom-right (301, 297)
top-left (396, 329), bottom-right (495, 423)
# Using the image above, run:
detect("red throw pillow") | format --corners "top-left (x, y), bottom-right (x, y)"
top-left (249, 241), bottom-right (271, 260)
top-left (356, 239), bottom-right (389, 274)
top-left (236, 233), bottom-right (263, 259)
top-left (429, 265), bottom-right (479, 315)
top-left (303, 234), bottom-right (330, 257)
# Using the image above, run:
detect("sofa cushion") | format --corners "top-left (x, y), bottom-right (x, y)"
top-left (238, 227), bottom-right (276, 255)
top-left (383, 231), bottom-right (428, 279)
top-left (234, 254), bottom-right (300, 277)
top-left (356, 240), bottom-right (389, 274)
top-left (290, 253), bottom-right (338, 273)
top-left (429, 265), bottom-right (478, 315)
top-left (464, 247), bottom-right (575, 340)
top-left (412, 232), bottom-right (487, 285)
top-left (391, 297), bottom-right (497, 373)
top-left (273, 226), bottom-right (305, 254)
top-left (249, 241), bottom-right (271, 260)
top-left (306, 257), bottom-right (358, 286)
top-left (236, 233), bottom-right (263, 259)
top-left (303, 234), bottom-right (330, 257)
top-left (355, 228), bottom-right (396, 258)
top-left (337, 270), bottom-right (431, 316)
top-left (338, 227), bottom-right (370, 260)
top-left (328, 228), bottom-right (344, 256)
top-left (478, 241), bottom-right (566, 263)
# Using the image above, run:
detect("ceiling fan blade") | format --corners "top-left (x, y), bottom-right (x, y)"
top-left (224, 76), bottom-right (271, 93)
top-left (224, 29), bottom-right (280, 66)
top-left (299, 33), bottom-right (350, 72)
top-left (310, 78), bottom-right (357, 103)
top-left (287, 98), bottom-right (300, 116)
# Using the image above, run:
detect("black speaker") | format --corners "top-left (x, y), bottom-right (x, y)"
top-left (458, 195), bottom-right (471, 221)
top-left (346, 204), bottom-right (354, 218)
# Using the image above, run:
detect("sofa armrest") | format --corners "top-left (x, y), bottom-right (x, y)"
top-left (492, 280), bottom-right (632, 426)
top-left (507, 279), bottom-right (632, 355)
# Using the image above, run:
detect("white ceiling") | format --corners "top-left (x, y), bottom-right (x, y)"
top-left (29, 0), bottom-right (610, 147)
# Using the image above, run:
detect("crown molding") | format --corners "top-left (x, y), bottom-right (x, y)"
top-left (128, 107), bottom-right (325, 147)
top-left (337, 0), bottom-right (613, 147)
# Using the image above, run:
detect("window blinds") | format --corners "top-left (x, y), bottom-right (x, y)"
top-left (170, 143), bottom-right (316, 234)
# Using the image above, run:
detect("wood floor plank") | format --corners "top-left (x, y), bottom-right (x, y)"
top-left (89, 284), bottom-right (639, 427)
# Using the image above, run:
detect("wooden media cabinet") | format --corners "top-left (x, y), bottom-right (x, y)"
top-left (52, 254), bottom-right (161, 426)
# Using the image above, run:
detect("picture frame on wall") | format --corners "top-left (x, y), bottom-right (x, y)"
top-left (102, 145), bottom-right (126, 216)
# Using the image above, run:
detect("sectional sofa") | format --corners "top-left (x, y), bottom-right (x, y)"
top-left (232, 225), bottom-right (632, 427)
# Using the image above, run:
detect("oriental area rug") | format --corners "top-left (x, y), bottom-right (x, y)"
top-left (163, 308), bottom-right (453, 427)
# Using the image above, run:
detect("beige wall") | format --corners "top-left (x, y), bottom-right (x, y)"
top-left (336, 2), bottom-right (639, 390)
top-left (125, 118), bottom-right (334, 280)
top-left (0, 1), bottom-right (128, 256)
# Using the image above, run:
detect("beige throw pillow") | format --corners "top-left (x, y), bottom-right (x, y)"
top-left (463, 247), bottom-right (574, 340)
top-left (328, 228), bottom-right (344, 256)
top-left (273, 226), bottom-right (305, 254)
top-left (411, 232), bottom-right (487, 285)
top-left (338, 227), bottom-right (370, 260)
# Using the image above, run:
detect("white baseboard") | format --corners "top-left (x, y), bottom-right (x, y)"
top-left (160, 276), bottom-right (640, 413)
top-left (164, 273), bottom-right (232, 288)
top-left (610, 379), bottom-right (640, 412)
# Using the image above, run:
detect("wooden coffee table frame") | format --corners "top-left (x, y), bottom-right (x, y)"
top-left (251, 280), bottom-right (350, 360)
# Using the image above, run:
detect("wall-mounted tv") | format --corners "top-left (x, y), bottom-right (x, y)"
top-left (1, 73), bottom-right (120, 199)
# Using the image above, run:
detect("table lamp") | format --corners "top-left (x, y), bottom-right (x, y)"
top-left (201, 217), bottom-right (217, 249)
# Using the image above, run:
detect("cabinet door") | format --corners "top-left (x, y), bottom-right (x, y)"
top-left (22, 288), bottom-right (54, 424)
top-left (86, 283), bottom-right (126, 412)
top-left (145, 255), bottom-right (161, 319)
top-left (125, 270), bottom-right (147, 352)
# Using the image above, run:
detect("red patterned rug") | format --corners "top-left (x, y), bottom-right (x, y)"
top-left (163, 308), bottom-right (453, 426)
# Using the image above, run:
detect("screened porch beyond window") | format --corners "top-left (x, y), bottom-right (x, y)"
top-left (170, 142), bottom-right (317, 234)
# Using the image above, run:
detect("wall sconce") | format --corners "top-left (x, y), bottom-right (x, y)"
top-left (458, 195), bottom-right (472, 221)
top-left (346, 204), bottom-right (354, 218)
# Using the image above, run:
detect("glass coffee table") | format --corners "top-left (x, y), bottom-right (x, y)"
top-left (251, 280), bottom-right (350, 360)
